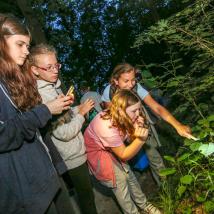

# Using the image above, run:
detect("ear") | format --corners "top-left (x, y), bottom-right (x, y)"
top-left (31, 66), bottom-right (39, 77)
top-left (113, 78), bottom-right (119, 86)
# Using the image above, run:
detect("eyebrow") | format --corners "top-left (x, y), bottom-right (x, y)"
top-left (17, 40), bottom-right (30, 46)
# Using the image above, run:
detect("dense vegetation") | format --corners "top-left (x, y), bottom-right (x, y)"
top-left (134, 0), bottom-right (214, 213)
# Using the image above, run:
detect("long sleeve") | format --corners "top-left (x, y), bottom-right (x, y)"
top-left (52, 112), bottom-right (85, 142)
top-left (0, 104), bottom-right (52, 152)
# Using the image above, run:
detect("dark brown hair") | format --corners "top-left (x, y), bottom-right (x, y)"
top-left (110, 63), bottom-right (136, 86)
top-left (0, 13), bottom-right (41, 110)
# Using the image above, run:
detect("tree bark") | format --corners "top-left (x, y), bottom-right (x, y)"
top-left (16, 0), bottom-right (47, 44)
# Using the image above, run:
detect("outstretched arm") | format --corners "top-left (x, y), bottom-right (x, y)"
top-left (143, 94), bottom-right (192, 138)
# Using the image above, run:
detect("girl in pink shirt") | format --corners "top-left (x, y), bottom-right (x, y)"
top-left (84, 89), bottom-right (162, 214)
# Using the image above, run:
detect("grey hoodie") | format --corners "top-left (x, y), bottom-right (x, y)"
top-left (37, 79), bottom-right (87, 170)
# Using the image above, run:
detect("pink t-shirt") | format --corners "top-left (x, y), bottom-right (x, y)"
top-left (84, 112), bottom-right (124, 186)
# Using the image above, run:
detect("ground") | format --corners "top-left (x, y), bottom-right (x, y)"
top-left (70, 169), bottom-right (159, 214)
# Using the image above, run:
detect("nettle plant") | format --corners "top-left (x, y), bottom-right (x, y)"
top-left (160, 115), bottom-right (214, 213)
top-left (134, 0), bottom-right (214, 213)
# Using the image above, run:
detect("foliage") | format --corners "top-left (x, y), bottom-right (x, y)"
top-left (134, 0), bottom-right (214, 213)
top-left (134, 0), bottom-right (214, 122)
top-left (159, 115), bottom-right (214, 213)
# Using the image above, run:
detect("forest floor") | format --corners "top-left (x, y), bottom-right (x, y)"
top-left (70, 169), bottom-right (160, 214)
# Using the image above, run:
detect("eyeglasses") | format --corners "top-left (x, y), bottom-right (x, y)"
top-left (34, 63), bottom-right (61, 72)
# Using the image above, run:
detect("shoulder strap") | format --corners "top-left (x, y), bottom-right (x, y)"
top-left (109, 85), bottom-right (117, 100)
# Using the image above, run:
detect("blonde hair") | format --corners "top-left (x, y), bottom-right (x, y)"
top-left (102, 89), bottom-right (145, 138)
top-left (27, 43), bottom-right (71, 130)
top-left (28, 43), bottom-right (57, 65)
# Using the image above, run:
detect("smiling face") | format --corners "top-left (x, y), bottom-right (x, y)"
top-left (125, 101), bottom-right (141, 123)
top-left (5, 34), bottom-right (30, 66)
top-left (113, 69), bottom-right (136, 90)
top-left (31, 52), bottom-right (59, 83)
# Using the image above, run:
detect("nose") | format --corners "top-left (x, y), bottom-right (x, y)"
top-left (24, 46), bottom-right (29, 55)
top-left (52, 67), bottom-right (59, 73)
top-left (136, 110), bottom-right (140, 117)
top-left (127, 82), bottom-right (133, 89)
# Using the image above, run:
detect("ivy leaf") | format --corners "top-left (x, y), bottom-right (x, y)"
top-left (180, 175), bottom-right (193, 185)
top-left (159, 168), bottom-right (176, 176)
top-left (198, 143), bottom-right (214, 157)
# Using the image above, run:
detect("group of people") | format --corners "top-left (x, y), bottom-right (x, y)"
top-left (0, 13), bottom-right (194, 214)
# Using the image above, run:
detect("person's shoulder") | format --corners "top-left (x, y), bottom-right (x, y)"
top-left (101, 84), bottom-right (111, 101)
top-left (103, 84), bottom-right (111, 92)
top-left (136, 83), bottom-right (149, 100)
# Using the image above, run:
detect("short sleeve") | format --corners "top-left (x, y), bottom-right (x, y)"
top-left (136, 83), bottom-right (149, 100)
top-left (100, 134), bottom-right (124, 148)
top-left (92, 114), bottom-right (124, 148)
top-left (101, 85), bottom-right (111, 102)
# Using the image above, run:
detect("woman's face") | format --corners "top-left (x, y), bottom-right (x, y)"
top-left (5, 34), bottom-right (30, 66)
top-left (32, 53), bottom-right (59, 83)
top-left (125, 101), bottom-right (141, 123)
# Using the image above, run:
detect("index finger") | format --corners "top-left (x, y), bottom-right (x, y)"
top-left (186, 133), bottom-right (199, 141)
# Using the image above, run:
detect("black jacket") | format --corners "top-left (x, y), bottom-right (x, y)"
top-left (0, 82), bottom-right (60, 214)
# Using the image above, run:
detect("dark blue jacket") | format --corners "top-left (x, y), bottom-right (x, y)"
top-left (0, 82), bottom-right (60, 214)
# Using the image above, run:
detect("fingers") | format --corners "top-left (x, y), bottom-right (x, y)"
top-left (134, 126), bottom-right (148, 140)
top-left (185, 133), bottom-right (199, 141)
top-left (135, 116), bottom-right (145, 127)
top-left (57, 94), bottom-right (65, 98)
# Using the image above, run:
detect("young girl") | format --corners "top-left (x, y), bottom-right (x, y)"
top-left (0, 14), bottom-right (73, 213)
top-left (84, 89), bottom-right (162, 214)
top-left (28, 43), bottom-right (98, 214)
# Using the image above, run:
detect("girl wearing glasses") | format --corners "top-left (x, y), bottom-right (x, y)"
top-left (0, 14), bottom-right (73, 213)
top-left (84, 89), bottom-right (162, 214)
top-left (27, 43), bottom-right (98, 214)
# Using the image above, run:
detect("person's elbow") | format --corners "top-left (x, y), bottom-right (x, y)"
top-left (117, 152), bottom-right (132, 162)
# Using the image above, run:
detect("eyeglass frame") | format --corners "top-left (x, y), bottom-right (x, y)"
top-left (34, 63), bottom-right (61, 72)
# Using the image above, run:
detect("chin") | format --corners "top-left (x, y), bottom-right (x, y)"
top-left (17, 60), bottom-right (25, 66)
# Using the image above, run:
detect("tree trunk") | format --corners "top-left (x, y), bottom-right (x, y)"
top-left (16, 0), bottom-right (47, 44)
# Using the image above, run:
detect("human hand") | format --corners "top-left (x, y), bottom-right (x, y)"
top-left (134, 116), bottom-right (145, 128)
top-left (78, 99), bottom-right (95, 116)
top-left (46, 94), bottom-right (73, 115)
top-left (176, 124), bottom-right (193, 139)
top-left (134, 124), bottom-right (149, 141)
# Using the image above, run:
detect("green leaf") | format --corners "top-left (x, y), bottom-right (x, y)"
top-left (198, 143), bottom-right (214, 157)
top-left (164, 155), bottom-right (176, 163)
top-left (159, 168), bottom-right (176, 176)
top-left (207, 115), bottom-right (214, 122)
top-left (180, 175), bottom-right (193, 185)
top-left (204, 201), bottom-right (214, 213)
top-left (196, 195), bottom-right (206, 202)
top-left (177, 185), bottom-right (186, 197)
top-left (177, 153), bottom-right (190, 162)
top-left (189, 142), bottom-right (202, 152)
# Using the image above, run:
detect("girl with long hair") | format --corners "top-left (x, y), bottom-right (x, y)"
top-left (0, 13), bottom-right (72, 213)
top-left (84, 89), bottom-right (162, 214)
